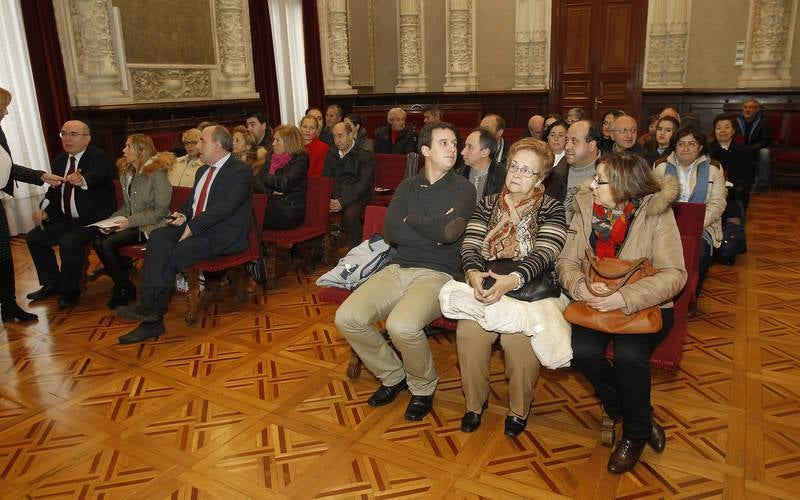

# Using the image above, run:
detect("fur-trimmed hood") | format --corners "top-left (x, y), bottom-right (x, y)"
top-left (570, 173), bottom-right (679, 218)
top-left (116, 151), bottom-right (176, 176)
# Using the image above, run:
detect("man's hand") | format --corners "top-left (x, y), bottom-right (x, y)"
top-left (40, 172), bottom-right (64, 186)
top-left (33, 209), bottom-right (47, 227)
top-left (329, 199), bottom-right (342, 213)
top-left (179, 224), bottom-right (192, 242)
top-left (586, 291), bottom-right (626, 312)
top-left (166, 212), bottom-right (186, 226)
top-left (65, 168), bottom-right (84, 186)
top-left (115, 218), bottom-right (130, 231)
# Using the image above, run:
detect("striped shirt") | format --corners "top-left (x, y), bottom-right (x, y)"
top-left (461, 193), bottom-right (567, 285)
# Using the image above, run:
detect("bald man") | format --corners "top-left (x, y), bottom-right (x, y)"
top-left (527, 115), bottom-right (545, 140)
top-left (606, 115), bottom-right (657, 165)
top-left (26, 120), bottom-right (116, 308)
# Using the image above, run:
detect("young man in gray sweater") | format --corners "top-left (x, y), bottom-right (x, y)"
top-left (335, 121), bottom-right (476, 421)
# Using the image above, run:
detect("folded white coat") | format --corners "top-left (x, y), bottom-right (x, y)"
top-left (438, 280), bottom-right (573, 369)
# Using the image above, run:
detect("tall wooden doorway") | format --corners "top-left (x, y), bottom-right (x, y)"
top-left (550, 0), bottom-right (648, 122)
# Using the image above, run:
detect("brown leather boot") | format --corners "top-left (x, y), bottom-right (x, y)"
top-left (607, 438), bottom-right (646, 474)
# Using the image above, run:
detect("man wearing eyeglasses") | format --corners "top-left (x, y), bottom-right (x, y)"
top-left (25, 120), bottom-right (116, 308)
top-left (606, 115), bottom-right (657, 166)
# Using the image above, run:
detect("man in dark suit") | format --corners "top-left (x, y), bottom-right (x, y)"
top-left (374, 107), bottom-right (417, 154)
top-left (480, 114), bottom-right (509, 165)
top-left (25, 120), bottom-right (116, 309)
top-left (115, 125), bottom-right (253, 343)
top-left (460, 128), bottom-right (506, 203)
top-left (246, 112), bottom-right (272, 150)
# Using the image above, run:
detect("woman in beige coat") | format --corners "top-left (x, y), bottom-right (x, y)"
top-left (557, 152), bottom-right (686, 474)
top-left (93, 134), bottom-right (172, 309)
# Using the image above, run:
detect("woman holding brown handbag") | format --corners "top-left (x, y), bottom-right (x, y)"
top-left (556, 152), bottom-right (687, 474)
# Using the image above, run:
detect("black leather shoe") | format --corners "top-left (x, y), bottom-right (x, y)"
top-left (26, 285), bottom-right (58, 301)
top-left (404, 394), bottom-right (434, 421)
top-left (460, 400), bottom-right (489, 433)
top-left (647, 422), bottom-right (666, 453)
top-left (0, 301), bottom-right (38, 322)
top-left (504, 415), bottom-right (528, 437)
top-left (607, 438), bottom-right (647, 474)
top-left (107, 283), bottom-right (136, 309)
top-left (116, 304), bottom-right (159, 323)
top-left (367, 379), bottom-right (407, 407)
top-left (118, 322), bottom-right (165, 344)
top-left (58, 293), bottom-right (79, 310)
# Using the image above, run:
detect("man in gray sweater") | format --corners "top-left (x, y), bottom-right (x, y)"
top-left (335, 121), bottom-right (476, 421)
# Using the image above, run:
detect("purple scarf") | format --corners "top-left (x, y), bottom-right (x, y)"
top-left (269, 152), bottom-right (292, 175)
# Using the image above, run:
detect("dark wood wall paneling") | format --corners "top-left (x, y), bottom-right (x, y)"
top-left (73, 99), bottom-right (262, 156)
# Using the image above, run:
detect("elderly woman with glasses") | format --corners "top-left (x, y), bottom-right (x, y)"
top-left (457, 138), bottom-right (567, 437)
top-left (557, 152), bottom-right (686, 474)
top-left (654, 125), bottom-right (726, 298)
top-left (168, 128), bottom-right (202, 187)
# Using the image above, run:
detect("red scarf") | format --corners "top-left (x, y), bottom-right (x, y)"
top-left (592, 201), bottom-right (637, 258)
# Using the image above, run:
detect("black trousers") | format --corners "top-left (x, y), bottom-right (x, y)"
top-left (139, 225), bottom-right (217, 316)
top-left (25, 218), bottom-right (98, 295)
top-left (698, 239), bottom-right (713, 297)
top-left (263, 199), bottom-right (303, 230)
top-left (92, 228), bottom-right (144, 289)
top-left (571, 308), bottom-right (674, 441)
top-left (341, 201), bottom-right (366, 247)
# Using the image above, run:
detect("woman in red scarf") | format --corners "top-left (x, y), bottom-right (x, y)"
top-left (557, 153), bottom-right (687, 474)
top-left (300, 115), bottom-right (329, 177)
top-left (254, 125), bottom-right (309, 229)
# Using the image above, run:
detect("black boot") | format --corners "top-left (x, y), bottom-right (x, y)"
top-left (107, 282), bottom-right (137, 309)
top-left (1, 300), bottom-right (38, 322)
top-left (1, 258), bottom-right (37, 322)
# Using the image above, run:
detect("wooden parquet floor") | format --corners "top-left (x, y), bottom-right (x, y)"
top-left (1, 190), bottom-right (799, 499)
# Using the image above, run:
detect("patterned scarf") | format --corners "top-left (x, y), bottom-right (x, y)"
top-left (481, 185), bottom-right (544, 260)
top-left (592, 200), bottom-right (639, 258)
top-left (268, 152), bottom-right (292, 175)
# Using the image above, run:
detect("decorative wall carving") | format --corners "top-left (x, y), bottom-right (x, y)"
top-left (396, 0), bottom-right (427, 93)
top-left (319, 0), bottom-right (356, 94)
top-left (131, 69), bottom-right (212, 101)
top-left (53, 0), bottom-right (257, 105)
top-left (738, 0), bottom-right (798, 87)
top-left (444, 0), bottom-right (477, 91)
top-left (643, 0), bottom-right (691, 88)
top-left (513, 0), bottom-right (550, 90)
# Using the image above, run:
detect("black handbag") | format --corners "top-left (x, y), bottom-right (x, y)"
top-left (482, 259), bottom-right (561, 302)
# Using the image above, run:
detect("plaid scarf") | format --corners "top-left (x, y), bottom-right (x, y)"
top-left (592, 200), bottom-right (639, 258)
top-left (482, 185), bottom-right (544, 260)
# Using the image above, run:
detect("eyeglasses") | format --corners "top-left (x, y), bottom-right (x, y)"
top-left (182, 140), bottom-right (198, 146)
top-left (591, 175), bottom-right (609, 187)
top-left (59, 131), bottom-right (89, 138)
top-left (614, 127), bottom-right (637, 135)
top-left (676, 141), bottom-right (699, 149)
top-left (508, 164), bottom-right (541, 178)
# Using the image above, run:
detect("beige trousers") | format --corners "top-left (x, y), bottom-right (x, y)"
top-left (334, 264), bottom-right (451, 395)
top-left (456, 319), bottom-right (542, 418)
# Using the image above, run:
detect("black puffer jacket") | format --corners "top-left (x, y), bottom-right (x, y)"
top-left (255, 152), bottom-right (309, 224)
top-left (323, 147), bottom-right (375, 207)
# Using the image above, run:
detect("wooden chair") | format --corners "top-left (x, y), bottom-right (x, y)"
top-left (605, 202), bottom-right (705, 371)
top-left (262, 176), bottom-right (334, 287)
top-left (184, 194), bottom-right (268, 324)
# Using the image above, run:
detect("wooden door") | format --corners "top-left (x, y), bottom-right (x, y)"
top-left (550, 0), bottom-right (648, 122)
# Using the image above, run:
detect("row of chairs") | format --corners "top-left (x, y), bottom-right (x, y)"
top-left (319, 201), bottom-right (705, 380)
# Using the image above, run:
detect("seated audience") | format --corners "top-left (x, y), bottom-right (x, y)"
top-left (458, 138), bottom-right (566, 436)
top-left (169, 128), bottom-right (203, 187)
top-left (254, 125), bottom-right (309, 230)
top-left (320, 104), bottom-right (344, 147)
top-left (737, 98), bottom-right (772, 193)
top-left (232, 125), bottom-right (264, 172)
top-left (461, 128), bottom-right (505, 203)
top-left (526, 114), bottom-right (545, 139)
top-left (246, 112), bottom-right (272, 150)
top-left (116, 125), bottom-right (253, 343)
top-left (0, 86), bottom-right (64, 322)
top-left (709, 112), bottom-right (753, 214)
top-left (644, 116), bottom-right (679, 161)
top-left (480, 113), bottom-right (509, 164)
top-left (557, 152), bottom-right (686, 474)
top-left (545, 120), bottom-right (602, 210)
top-left (423, 105), bottom-right (443, 124)
top-left (566, 107), bottom-right (585, 124)
top-left (654, 126), bottom-right (726, 297)
top-left (299, 115), bottom-right (330, 176)
top-left (637, 114), bottom-right (659, 146)
top-left (94, 134), bottom-right (172, 309)
top-left (345, 113), bottom-right (374, 152)
top-left (544, 113), bottom-right (561, 128)
top-left (604, 115), bottom-right (656, 165)
top-left (334, 121), bottom-right (476, 422)
top-left (26, 120), bottom-right (116, 309)
top-left (375, 107), bottom-right (417, 154)
top-left (599, 109), bottom-right (625, 152)
top-left (324, 122), bottom-right (375, 246)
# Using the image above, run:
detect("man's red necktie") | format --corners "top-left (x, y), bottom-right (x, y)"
top-left (193, 166), bottom-right (216, 218)
top-left (63, 156), bottom-right (76, 218)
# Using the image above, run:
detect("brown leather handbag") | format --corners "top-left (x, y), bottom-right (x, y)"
top-left (563, 250), bottom-right (663, 334)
